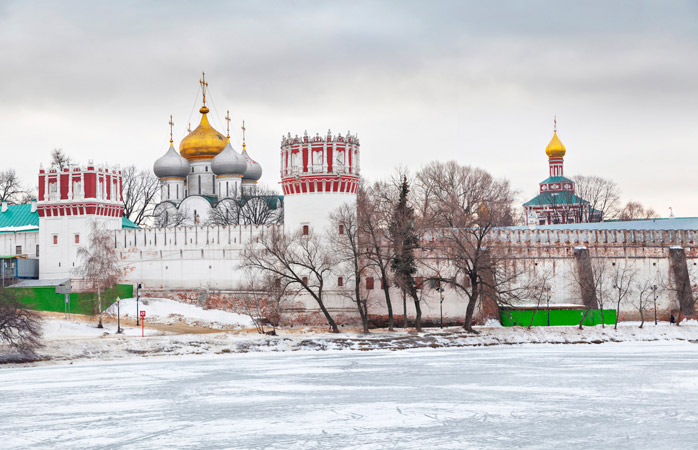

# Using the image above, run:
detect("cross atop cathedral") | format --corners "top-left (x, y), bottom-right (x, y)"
top-left (187, 122), bottom-right (192, 133)
top-left (241, 120), bottom-right (247, 150)
top-left (225, 110), bottom-right (231, 138)
top-left (169, 115), bottom-right (174, 144)
top-left (554, 115), bottom-right (557, 133)
top-left (200, 71), bottom-right (208, 106)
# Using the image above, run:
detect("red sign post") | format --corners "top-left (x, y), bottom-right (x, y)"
top-left (140, 310), bottom-right (146, 337)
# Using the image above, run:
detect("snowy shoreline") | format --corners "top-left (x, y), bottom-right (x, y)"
top-left (2, 318), bottom-right (698, 366)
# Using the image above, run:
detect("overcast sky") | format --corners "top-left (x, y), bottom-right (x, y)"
top-left (1, 0), bottom-right (696, 216)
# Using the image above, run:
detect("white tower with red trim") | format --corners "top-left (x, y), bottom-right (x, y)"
top-left (281, 130), bottom-right (360, 234)
top-left (37, 161), bottom-right (124, 279)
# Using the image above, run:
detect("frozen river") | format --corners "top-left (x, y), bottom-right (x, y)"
top-left (2, 342), bottom-right (698, 449)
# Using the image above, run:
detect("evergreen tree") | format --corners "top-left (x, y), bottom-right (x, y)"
top-left (390, 176), bottom-right (422, 331)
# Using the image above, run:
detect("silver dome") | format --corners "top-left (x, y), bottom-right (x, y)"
top-left (211, 142), bottom-right (247, 176)
top-left (241, 149), bottom-right (262, 181)
top-left (154, 143), bottom-right (190, 178)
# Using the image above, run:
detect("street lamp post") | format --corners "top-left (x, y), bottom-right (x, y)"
top-left (136, 283), bottom-right (142, 326)
top-left (116, 296), bottom-right (122, 334)
top-left (653, 284), bottom-right (658, 325)
top-left (439, 287), bottom-right (445, 329)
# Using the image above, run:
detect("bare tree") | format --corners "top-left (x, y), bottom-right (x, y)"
top-left (242, 226), bottom-right (340, 332)
top-left (240, 196), bottom-right (282, 225)
top-left (608, 261), bottom-right (635, 330)
top-left (416, 161), bottom-right (518, 333)
top-left (329, 202), bottom-right (371, 333)
top-left (572, 175), bottom-right (621, 220)
top-left (0, 287), bottom-right (42, 355)
top-left (360, 181), bottom-right (397, 329)
top-left (209, 199), bottom-right (241, 226)
top-left (632, 280), bottom-right (656, 328)
top-left (75, 221), bottom-right (123, 328)
top-left (121, 165), bottom-right (160, 226)
top-left (154, 205), bottom-right (193, 227)
top-left (618, 201), bottom-right (659, 221)
top-left (236, 276), bottom-right (288, 335)
top-left (50, 148), bottom-right (72, 171)
top-left (0, 169), bottom-right (27, 204)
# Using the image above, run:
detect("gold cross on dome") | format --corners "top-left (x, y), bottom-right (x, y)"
top-left (187, 122), bottom-right (192, 133)
top-left (241, 120), bottom-right (247, 148)
top-left (554, 115), bottom-right (557, 132)
top-left (169, 115), bottom-right (174, 143)
top-left (200, 71), bottom-right (208, 106)
top-left (225, 110), bottom-right (231, 138)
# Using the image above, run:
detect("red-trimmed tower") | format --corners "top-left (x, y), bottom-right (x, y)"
top-left (281, 130), bottom-right (360, 233)
top-left (37, 161), bottom-right (124, 279)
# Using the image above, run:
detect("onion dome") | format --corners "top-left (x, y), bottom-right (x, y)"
top-left (241, 147), bottom-right (262, 181)
top-left (545, 131), bottom-right (566, 158)
top-left (211, 140), bottom-right (247, 176)
top-left (154, 142), bottom-right (190, 178)
top-left (179, 107), bottom-right (227, 161)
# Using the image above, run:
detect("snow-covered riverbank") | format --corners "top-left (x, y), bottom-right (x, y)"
top-left (2, 312), bottom-right (697, 365)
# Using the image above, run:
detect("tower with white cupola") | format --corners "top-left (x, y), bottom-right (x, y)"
top-left (280, 129), bottom-right (360, 234)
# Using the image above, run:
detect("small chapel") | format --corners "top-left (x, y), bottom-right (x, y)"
top-left (523, 121), bottom-right (601, 226)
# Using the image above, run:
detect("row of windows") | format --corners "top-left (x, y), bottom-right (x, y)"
top-left (51, 234), bottom-right (80, 245)
top-left (14, 245), bottom-right (40, 256)
top-left (285, 276), bottom-right (442, 290)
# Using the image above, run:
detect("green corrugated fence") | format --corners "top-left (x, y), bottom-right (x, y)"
top-left (500, 308), bottom-right (617, 327)
top-left (14, 284), bottom-right (133, 315)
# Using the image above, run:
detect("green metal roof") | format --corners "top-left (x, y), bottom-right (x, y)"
top-left (523, 191), bottom-right (590, 207)
top-left (539, 176), bottom-right (575, 185)
top-left (122, 216), bottom-right (140, 229)
top-left (0, 204), bottom-right (39, 233)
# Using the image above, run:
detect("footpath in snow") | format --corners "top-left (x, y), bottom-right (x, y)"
top-left (1, 297), bottom-right (697, 364)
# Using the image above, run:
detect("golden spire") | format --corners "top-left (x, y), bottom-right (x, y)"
top-left (225, 110), bottom-right (231, 141)
top-left (200, 71), bottom-right (208, 107)
top-left (545, 116), bottom-right (566, 158)
top-left (169, 115), bottom-right (174, 144)
top-left (241, 120), bottom-right (247, 152)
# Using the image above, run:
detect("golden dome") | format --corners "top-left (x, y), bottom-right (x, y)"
top-left (545, 131), bottom-right (566, 158)
top-left (179, 107), bottom-right (227, 161)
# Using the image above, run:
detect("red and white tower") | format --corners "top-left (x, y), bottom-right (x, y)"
top-left (280, 130), bottom-right (360, 233)
top-left (37, 161), bottom-right (124, 279)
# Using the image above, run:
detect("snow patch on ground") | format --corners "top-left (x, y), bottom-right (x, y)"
top-left (104, 297), bottom-right (253, 329)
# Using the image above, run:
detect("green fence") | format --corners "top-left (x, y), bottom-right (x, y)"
top-left (14, 284), bottom-right (133, 316)
top-left (500, 308), bottom-right (617, 327)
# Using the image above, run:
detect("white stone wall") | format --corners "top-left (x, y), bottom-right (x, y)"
top-left (284, 193), bottom-right (356, 235)
top-left (0, 231), bottom-right (39, 258)
top-left (39, 215), bottom-right (121, 280)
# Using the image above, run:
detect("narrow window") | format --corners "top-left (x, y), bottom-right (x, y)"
top-left (15, 245), bottom-right (22, 254)
top-left (167, 184), bottom-right (171, 199)
top-left (302, 276), bottom-right (308, 285)
top-left (302, 225), bottom-right (309, 236)
top-left (198, 175), bottom-right (201, 195)
top-left (338, 224), bottom-right (344, 235)
top-left (74, 234), bottom-right (80, 244)
top-left (274, 278), bottom-right (281, 289)
top-left (338, 277), bottom-right (344, 287)
top-left (205, 166), bottom-right (208, 172)
top-left (415, 277), bottom-right (424, 289)
top-left (213, 176), bottom-right (216, 194)
top-left (36, 244), bottom-right (39, 257)
top-left (366, 277), bottom-right (374, 290)
top-left (53, 235), bottom-right (58, 245)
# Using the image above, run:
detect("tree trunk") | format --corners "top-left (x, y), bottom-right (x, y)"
top-left (355, 276), bottom-right (369, 334)
top-left (579, 308), bottom-right (592, 330)
top-left (527, 309), bottom-right (537, 329)
top-left (96, 288), bottom-right (103, 328)
top-left (402, 291), bottom-right (407, 328)
top-left (614, 298), bottom-right (621, 330)
top-left (463, 289), bottom-right (479, 333)
top-left (412, 294), bottom-right (422, 332)
top-left (380, 271), bottom-right (394, 331)
top-left (639, 309), bottom-right (644, 329)
top-left (315, 297), bottom-right (339, 333)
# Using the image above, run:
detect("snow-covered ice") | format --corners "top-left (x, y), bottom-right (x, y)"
top-left (2, 342), bottom-right (698, 449)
